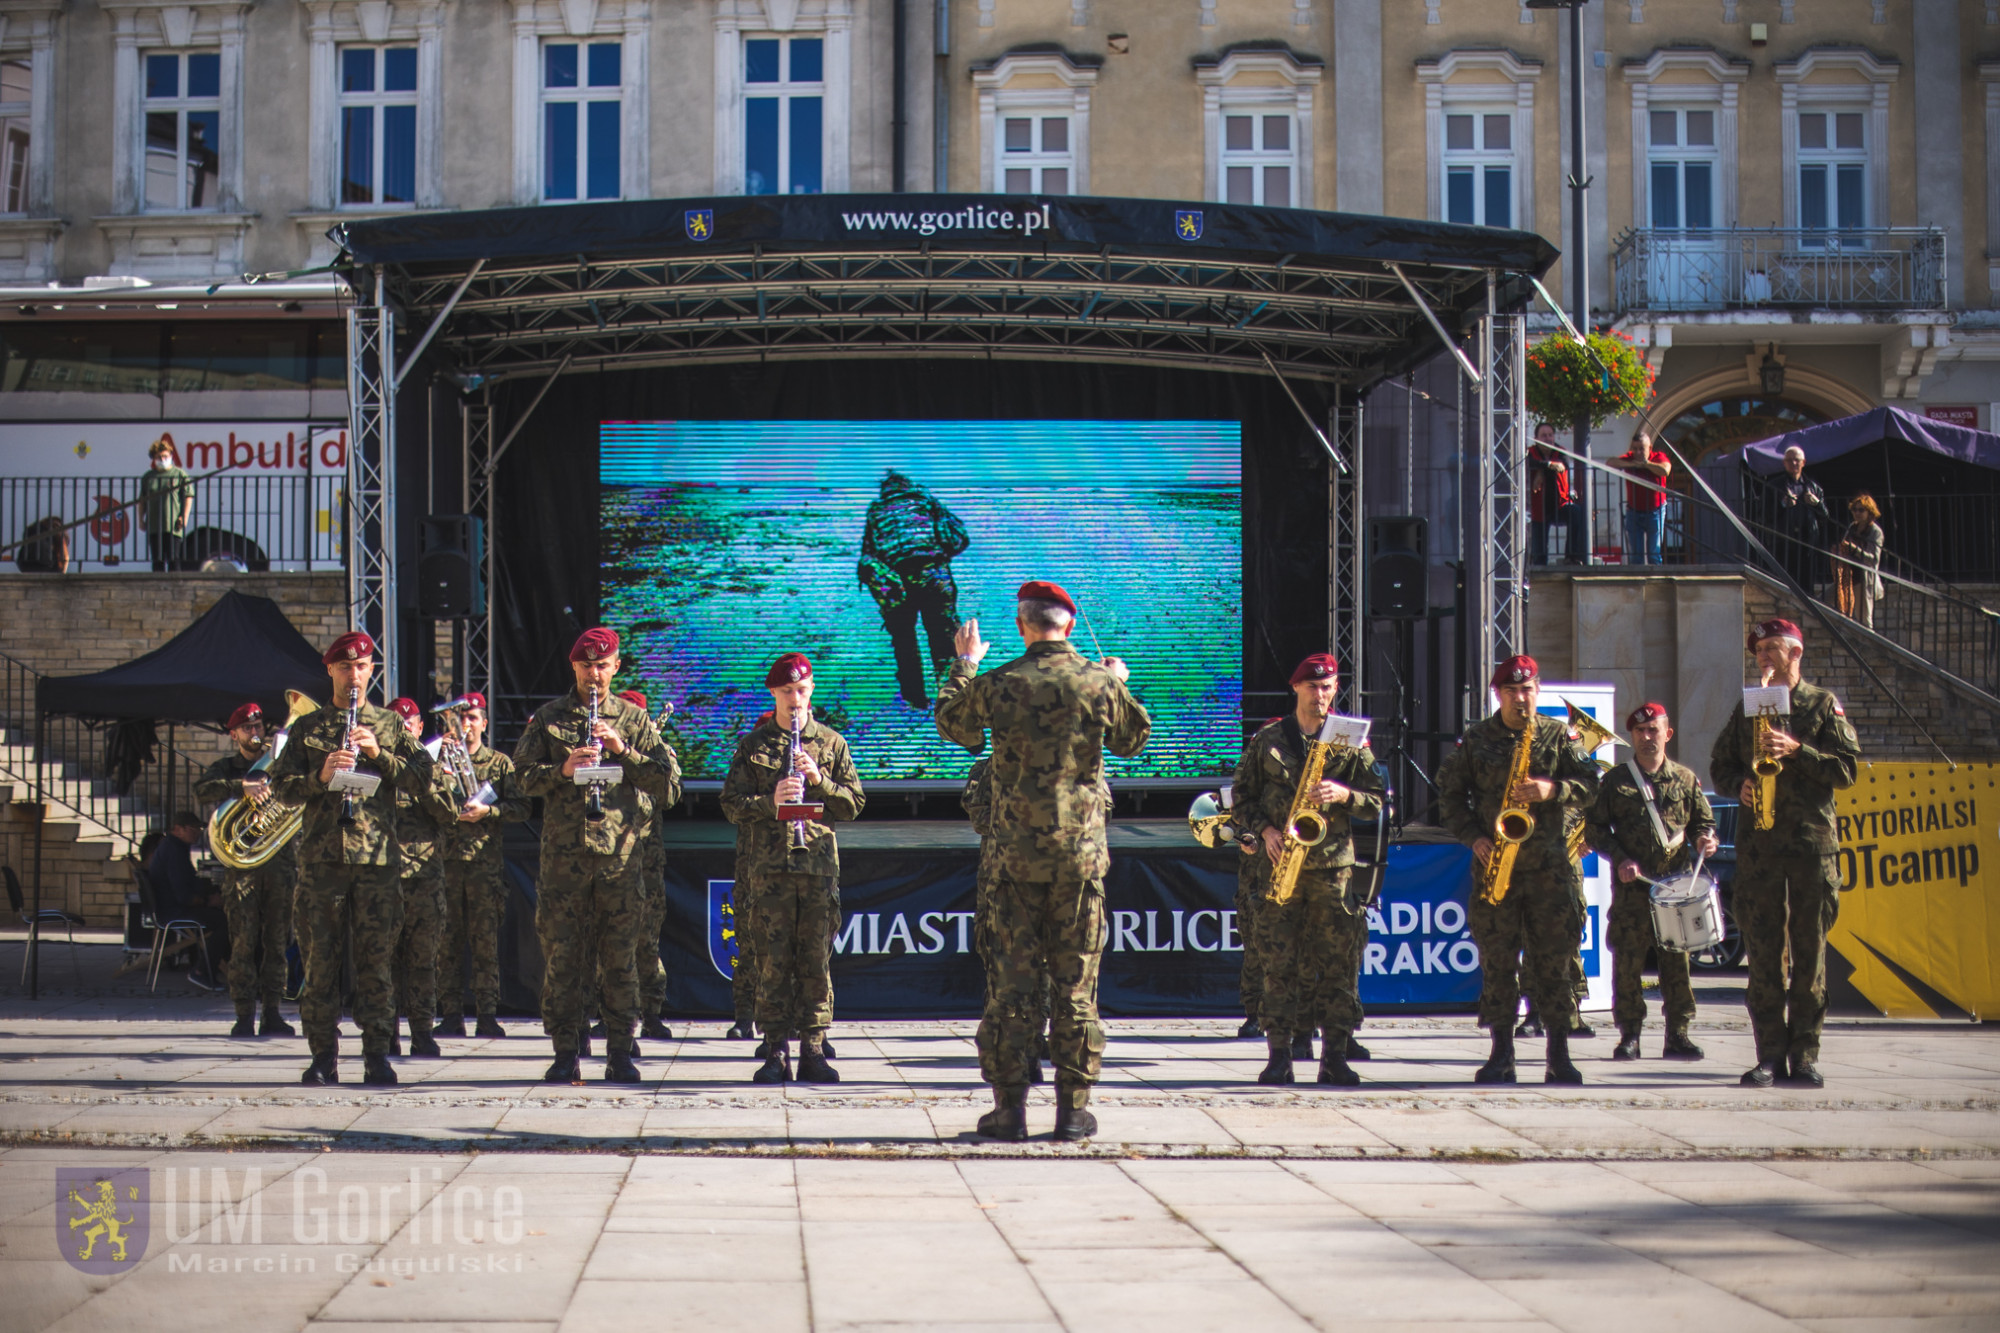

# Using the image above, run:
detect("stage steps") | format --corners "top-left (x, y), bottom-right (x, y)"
top-left (0, 725), bottom-right (149, 860)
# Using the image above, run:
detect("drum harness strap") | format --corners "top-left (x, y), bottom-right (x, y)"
top-left (1625, 759), bottom-right (1685, 862)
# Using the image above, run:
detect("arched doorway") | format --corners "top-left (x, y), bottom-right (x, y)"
top-left (1659, 393), bottom-right (1829, 463)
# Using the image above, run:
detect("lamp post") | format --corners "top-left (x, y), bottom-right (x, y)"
top-left (1528, 0), bottom-right (1591, 564)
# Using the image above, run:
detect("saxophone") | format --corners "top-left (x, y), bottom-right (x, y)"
top-left (1477, 713), bottom-right (1538, 904)
top-left (1267, 727), bottom-right (1337, 906)
top-left (1749, 668), bottom-right (1783, 831)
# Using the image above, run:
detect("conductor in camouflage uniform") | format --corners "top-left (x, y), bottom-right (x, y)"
top-left (193, 701), bottom-right (297, 1038)
top-left (1436, 655), bottom-right (1602, 1085)
top-left (387, 698), bottom-right (460, 1059)
top-left (265, 631), bottom-right (436, 1087)
top-left (936, 580), bottom-right (1151, 1142)
top-left (513, 628), bottom-right (681, 1085)
top-left (615, 690), bottom-right (675, 1044)
top-left (1585, 701), bottom-right (1718, 1061)
top-left (436, 693), bottom-right (528, 1038)
top-left (1232, 654), bottom-right (1384, 1087)
top-left (964, 756), bottom-right (1052, 1083)
top-left (1710, 617), bottom-right (1861, 1088)
top-left (724, 654), bottom-right (865, 1083)
top-left (859, 470), bottom-right (969, 708)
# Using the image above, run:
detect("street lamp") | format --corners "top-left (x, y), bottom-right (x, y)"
top-left (1526, 0), bottom-right (1592, 564)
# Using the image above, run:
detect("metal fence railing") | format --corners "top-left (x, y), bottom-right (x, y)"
top-left (1612, 227), bottom-right (1948, 314)
top-left (1, 472), bottom-right (345, 573)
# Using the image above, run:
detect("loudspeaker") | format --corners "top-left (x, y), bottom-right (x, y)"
top-left (1368, 516), bottom-right (1428, 619)
top-left (418, 514), bottom-right (485, 619)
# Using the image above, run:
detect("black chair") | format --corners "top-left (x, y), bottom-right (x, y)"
top-left (131, 863), bottom-right (214, 994)
top-left (6, 863), bottom-right (88, 987)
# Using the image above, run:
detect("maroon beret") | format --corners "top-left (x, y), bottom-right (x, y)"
top-left (462, 691), bottom-right (487, 712)
top-left (390, 697), bottom-right (420, 721)
top-left (322, 630), bottom-right (375, 665)
top-left (1490, 655), bottom-right (1539, 688)
top-left (1289, 653), bottom-right (1339, 687)
top-left (1748, 618), bottom-right (1803, 652)
top-left (617, 689), bottom-right (647, 710)
top-left (1626, 701), bottom-right (1668, 730)
top-left (765, 653), bottom-right (813, 688)
top-left (1016, 580), bottom-right (1078, 616)
top-left (570, 627), bottom-right (620, 663)
top-left (225, 702), bottom-right (262, 730)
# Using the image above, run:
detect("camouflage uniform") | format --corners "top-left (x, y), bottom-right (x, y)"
top-left (265, 702), bottom-right (435, 1063)
top-left (1710, 679), bottom-right (1860, 1068)
top-left (935, 640), bottom-right (1151, 1104)
top-left (1435, 714), bottom-right (1601, 1032)
top-left (728, 840), bottom-right (760, 1030)
top-left (1585, 758), bottom-right (1716, 1040)
top-left (514, 691), bottom-right (680, 1056)
top-left (392, 760), bottom-right (460, 1042)
top-left (1235, 853), bottom-right (1270, 1022)
top-left (963, 757), bottom-right (1053, 1038)
top-left (194, 750), bottom-right (297, 1020)
top-left (1232, 718), bottom-right (1384, 1047)
top-left (631, 804), bottom-right (670, 1026)
top-left (438, 745), bottom-right (528, 1020)
top-left (721, 715), bottom-right (865, 1042)
top-left (859, 474), bottom-right (969, 706)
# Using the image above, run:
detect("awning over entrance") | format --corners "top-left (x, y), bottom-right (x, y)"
top-left (336, 193), bottom-right (1556, 386)
top-left (1735, 405), bottom-right (2000, 475)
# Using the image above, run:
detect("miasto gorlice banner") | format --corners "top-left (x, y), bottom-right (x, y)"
top-left (599, 420), bottom-right (1241, 781)
top-left (1832, 761), bottom-right (2000, 1019)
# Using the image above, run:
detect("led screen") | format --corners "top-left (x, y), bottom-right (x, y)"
top-left (600, 420), bottom-right (1241, 782)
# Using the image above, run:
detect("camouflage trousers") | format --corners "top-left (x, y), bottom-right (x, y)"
top-left (977, 873), bottom-right (1105, 1105)
top-left (221, 862), bottom-right (293, 1016)
top-left (296, 863), bottom-right (402, 1062)
top-left (1234, 860), bottom-right (1270, 1021)
top-left (439, 859), bottom-right (507, 1018)
top-left (633, 873), bottom-right (667, 1023)
top-left (1609, 881), bottom-right (1694, 1036)
top-left (728, 877), bottom-right (761, 1026)
top-left (393, 873), bottom-right (443, 1036)
top-left (974, 861), bottom-right (1051, 1033)
top-left (1468, 867), bottom-right (1584, 1031)
top-left (536, 854), bottom-right (644, 1056)
top-left (1735, 846), bottom-right (1843, 1065)
top-left (752, 872), bottom-right (839, 1038)
top-left (1255, 867), bottom-right (1365, 1042)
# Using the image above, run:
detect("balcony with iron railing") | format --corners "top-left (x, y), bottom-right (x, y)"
top-left (1612, 227), bottom-right (1948, 315)
top-left (1, 473), bottom-right (345, 573)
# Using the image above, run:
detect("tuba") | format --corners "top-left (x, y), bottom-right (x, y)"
top-left (209, 690), bottom-right (318, 869)
top-left (1476, 710), bottom-right (1538, 905)
top-left (1188, 786), bottom-right (1255, 850)
top-left (1560, 699), bottom-right (1626, 863)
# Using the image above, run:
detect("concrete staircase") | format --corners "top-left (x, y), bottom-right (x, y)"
top-left (0, 723), bottom-right (154, 860)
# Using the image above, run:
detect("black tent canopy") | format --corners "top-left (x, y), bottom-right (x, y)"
top-left (37, 589), bottom-right (330, 723)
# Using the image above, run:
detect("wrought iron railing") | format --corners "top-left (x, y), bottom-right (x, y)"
top-left (1611, 227), bottom-right (1947, 313)
top-left (0, 472), bottom-right (345, 573)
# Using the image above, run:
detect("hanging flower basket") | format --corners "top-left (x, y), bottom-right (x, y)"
top-left (1524, 331), bottom-right (1655, 430)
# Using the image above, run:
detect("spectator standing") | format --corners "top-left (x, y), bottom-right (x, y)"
top-left (147, 813), bottom-right (231, 990)
top-left (1774, 446), bottom-right (1829, 593)
top-left (138, 438), bottom-right (193, 571)
top-left (1614, 430), bottom-right (1672, 565)
top-left (1835, 493), bottom-right (1886, 629)
top-left (1527, 422), bottom-right (1573, 566)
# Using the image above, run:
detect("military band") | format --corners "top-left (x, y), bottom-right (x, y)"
top-left (192, 701), bottom-right (297, 1038)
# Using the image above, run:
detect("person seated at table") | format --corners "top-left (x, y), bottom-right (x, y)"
top-left (147, 812), bottom-right (232, 991)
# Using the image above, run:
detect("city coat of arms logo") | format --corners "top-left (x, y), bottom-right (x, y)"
top-left (708, 879), bottom-right (740, 980)
top-left (685, 208), bottom-right (715, 242)
top-left (58, 1168), bottom-right (149, 1274)
top-left (1174, 209), bottom-right (1204, 241)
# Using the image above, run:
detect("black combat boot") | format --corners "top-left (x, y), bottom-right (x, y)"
top-left (589, 1019), bottom-right (608, 1039)
top-left (754, 1037), bottom-right (773, 1059)
top-left (300, 1056), bottom-right (338, 1085)
top-left (1662, 1029), bottom-right (1705, 1060)
top-left (752, 1041), bottom-right (791, 1084)
top-left (408, 1024), bottom-right (442, 1059)
top-left (1514, 1003), bottom-right (1545, 1038)
top-left (795, 1035), bottom-right (839, 1084)
top-left (1290, 1032), bottom-right (1314, 1062)
top-left (1027, 1051), bottom-right (1046, 1085)
top-left (1474, 1028), bottom-right (1517, 1084)
top-left (822, 1039), bottom-right (838, 1060)
top-left (1257, 1038), bottom-right (1295, 1085)
top-left (1317, 1030), bottom-right (1360, 1086)
top-left (1544, 1026), bottom-right (1583, 1084)
top-left (1345, 1034), bottom-right (1370, 1061)
top-left (578, 1030), bottom-right (593, 1059)
top-left (475, 1015), bottom-right (506, 1038)
top-left (260, 1005), bottom-right (296, 1037)
top-left (434, 1012), bottom-right (467, 1038)
top-left (362, 1054), bottom-right (399, 1086)
top-left (604, 1048), bottom-right (641, 1084)
top-left (1612, 1029), bottom-right (1642, 1061)
top-left (1740, 1059), bottom-right (1778, 1087)
top-left (641, 1017), bottom-right (673, 1041)
top-left (1786, 1054), bottom-right (1824, 1088)
top-left (1570, 1017), bottom-right (1597, 1039)
top-left (976, 1085), bottom-right (1029, 1141)
top-left (1052, 1082), bottom-right (1097, 1142)
top-left (544, 1050), bottom-right (582, 1083)
top-left (725, 1020), bottom-right (753, 1040)
top-left (230, 1013), bottom-right (257, 1038)
top-left (1237, 1018), bottom-right (1263, 1039)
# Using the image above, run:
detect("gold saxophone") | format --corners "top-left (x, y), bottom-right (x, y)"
top-left (1749, 668), bottom-right (1783, 831)
top-left (209, 690), bottom-right (318, 870)
top-left (1477, 711), bottom-right (1538, 904)
top-left (1267, 725), bottom-right (1339, 906)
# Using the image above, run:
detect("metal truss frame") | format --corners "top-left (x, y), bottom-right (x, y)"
top-left (1473, 283), bottom-right (1528, 716)
top-left (1328, 393), bottom-right (1365, 716)
top-left (344, 273), bottom-right (397, 701)
top-left (460, 388), bottom-right (493, 701)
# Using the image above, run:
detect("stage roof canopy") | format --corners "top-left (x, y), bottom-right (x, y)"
top-left (337, 193), bottom-right (1557, 386)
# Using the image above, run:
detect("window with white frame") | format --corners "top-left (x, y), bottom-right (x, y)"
top-left (1221, 110), bottom-right (1294, 206)
top-left (542, 39), bottom-right (622, 202)
top-left (143, 50), bottom-right (220, 211)
top-left (338, 46), bottom-right (417, 207)
top-left (0, 59), bottom-right (29, 214)
top-left (1797, 107), bottom-right (1867, 233)
top-left (1443, 109), bottom-right (1514, 228)
top-left (1001, 112), bottom-right (1069, 194)
top-left (745, 35), bottom-right (823, 195)
top-left (1647, 106), bottom-right (1717, 230)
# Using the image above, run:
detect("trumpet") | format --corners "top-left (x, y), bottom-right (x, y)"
top-left (208, 690), bottom-right (317, 869)
top-left (431, 696), bottom-right (481, 807)
top-left (1749, 668), bottom-right (1783, 831)
top-left (1477, 708), bottom-right (1538, 905)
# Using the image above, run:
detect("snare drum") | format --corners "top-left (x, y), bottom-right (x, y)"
top-left (1649, 870), bottom-right (1725, 953)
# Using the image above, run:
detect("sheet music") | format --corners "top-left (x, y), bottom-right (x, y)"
top-left (1742, 684), bottom-right (1792, 716)
top-left (1318, 714), bottom-right (1372, 748)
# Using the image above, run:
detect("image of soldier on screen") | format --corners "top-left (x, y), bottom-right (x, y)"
top-left (857, 469), bottom-right (970, 708)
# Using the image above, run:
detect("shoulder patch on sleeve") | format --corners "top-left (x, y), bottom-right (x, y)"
top-left (1831, 697), bottom-right (1845, 716)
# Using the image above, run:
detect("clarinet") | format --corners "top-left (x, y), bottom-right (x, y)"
top-left (584, 686), bottom-right (606, 824)
top-left (785, 711), bottom-right (809, 851)
top-left (339, 687), bottom-right (361, 825)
